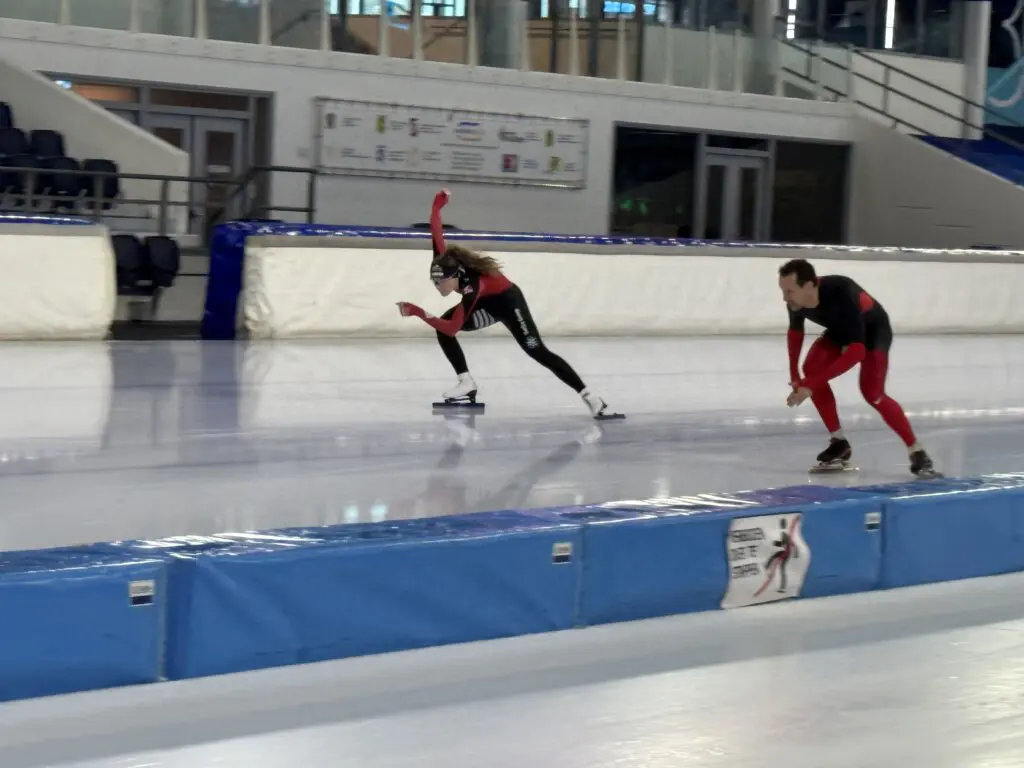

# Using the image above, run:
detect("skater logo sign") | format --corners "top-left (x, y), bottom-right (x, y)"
top-left (721, 513), bottom-right (810, 609)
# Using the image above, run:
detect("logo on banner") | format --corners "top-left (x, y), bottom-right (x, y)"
top-left (454, 121), bottom-right (485, 142)
top-left (990, 0), bottom-right (1024, 109)
top-left (502, 154), bottom-right (519, 173)
top-left (721, 513), bottom-right (810, 609)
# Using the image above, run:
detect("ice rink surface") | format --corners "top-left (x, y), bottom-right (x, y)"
top-left (0, 334), bottom-right (1022, 550)
top-left (2, 334), bottom-right (1024, 766)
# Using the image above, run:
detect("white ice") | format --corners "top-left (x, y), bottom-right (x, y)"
top-left (0, 335), bottom-right (1021, 550)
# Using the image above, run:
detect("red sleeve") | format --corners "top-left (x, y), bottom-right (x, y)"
top-left (418, 304), bottom-right (464, 337)
top-left (802, 342), bottom-right (866, 391)
top-left (787, 329), bottom-right (804, 385)
top-left (430, 191), bottom-right (448, 258)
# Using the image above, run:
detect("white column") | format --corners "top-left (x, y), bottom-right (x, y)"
top-left (195, 0), bottom-right (208, 39)
top-left (962, 0), bottom-right (992, 140)
top-left (568, 6), bottom-right (580, 76)
top-left (378, 0), bottom-right (390, 57)
top-left (320, 0), bottom-right (331, 51)
top-left (259, 0), bottom-right (271, 45)
top-left (615, 12), bottom-right (627, 80)
top-left (465, 0), bottom-right (479, 65)
top-left (412, 0), bottom-right (423, 60)
top-left (751, 0), bottom-right (780, 94)
top-left (129, 0), bottom-right (141, 32)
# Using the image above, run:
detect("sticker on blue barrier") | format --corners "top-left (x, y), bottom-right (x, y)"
top-left (721, 512), bottom-right (810, 609)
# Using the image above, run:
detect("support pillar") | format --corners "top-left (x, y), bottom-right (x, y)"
top-left (751, 0), bottom-right (781, 94)
top-left (962, 0), bottom-right (992, 140)
top-left (478, 0), bottom-right (525, 69)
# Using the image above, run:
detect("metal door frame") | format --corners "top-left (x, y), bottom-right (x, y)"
top-left (145, 113), bottom-right (194, 162)
top-left (194, 116), bottom-right (247, 225)
top-left (699, 152), bottom-right (769, 240)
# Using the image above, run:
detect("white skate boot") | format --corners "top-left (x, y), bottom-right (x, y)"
top-left (581, 388), bottom-right (624, 421)
top-left (433, 373), bottom-right (484, 411)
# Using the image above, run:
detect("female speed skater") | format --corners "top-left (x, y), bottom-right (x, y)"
top-left (396, 189), bottom-right (622, 420)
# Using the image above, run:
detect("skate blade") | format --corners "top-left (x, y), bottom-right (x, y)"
top-left (913, 469), bottom-right (944, 479)
top-left (809, 462), bottom-right (858, 474)
top-left (432, 401), bottom-right (485, 412)
top-left (595, 411), bottom-right (625, 421)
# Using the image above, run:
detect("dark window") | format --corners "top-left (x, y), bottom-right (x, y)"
top-left (771, 140), bottom-right (849, 244)
top-left (612, 126), bottom-right (698, 238)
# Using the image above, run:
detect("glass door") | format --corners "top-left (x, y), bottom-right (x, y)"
top-left (702, 154), bottom-right (767, 241)
top-left (194, 117), bottom-right (246, 236)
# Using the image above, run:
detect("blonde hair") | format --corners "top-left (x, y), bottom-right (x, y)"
top-left (438, 244), bottom-right (503, 276)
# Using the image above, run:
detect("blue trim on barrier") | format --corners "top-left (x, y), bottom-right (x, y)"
top-left (202, 219), bottom-right (976, 339)
top-left (0, 213), bottom-right (97, 226)
top-left (7, 472), bottom-right (1024, 699)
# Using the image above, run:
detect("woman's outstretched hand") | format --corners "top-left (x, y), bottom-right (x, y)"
top-left (397, 301), bottom-right (425, 318)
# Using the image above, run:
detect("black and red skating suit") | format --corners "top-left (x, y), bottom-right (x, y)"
top-left (421, 269), bottom-right (519, 338)
top-left (787, 275), bottom-right (892, 391)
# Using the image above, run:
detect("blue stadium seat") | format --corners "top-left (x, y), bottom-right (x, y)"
top-left (143, 236), bottom-right (181, 288)
top-left (0, 127), bottom-right (28, 157)
top-left (28, 129), bottom-right (65, 159)
top-left (0, 103), bottom-right (12, 129)
top-left (82, 158), bottom-right (120, 210)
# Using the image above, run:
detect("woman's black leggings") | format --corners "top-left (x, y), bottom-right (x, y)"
top-left (436, 285), bottom-right (586, 393)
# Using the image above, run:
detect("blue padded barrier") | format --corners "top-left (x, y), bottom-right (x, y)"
top-left (202, 220), bottom-right (978, 339)
top-left (566, 486), bottom-right (885, 625)
top-left (850, 474), bottom-right (1024, 589)
top-left (138, 512), bottom-right (583, 680)
top-left (14, 473), bottom-right (1024, 699)
top-left (0, 546), bottom-right (167, 701)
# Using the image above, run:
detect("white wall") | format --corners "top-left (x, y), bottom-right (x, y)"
top-left (0, 53), bottom-right (189, 231)
top-left (848, 117), bottom-right (1024, 248)
top-left (0, 19), bottom-right (852, 235)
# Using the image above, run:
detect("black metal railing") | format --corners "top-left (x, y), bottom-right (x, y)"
top-left (776, 35), bottom-right (1024, 170)
top-left (0, 164), bottom-right (319, 240)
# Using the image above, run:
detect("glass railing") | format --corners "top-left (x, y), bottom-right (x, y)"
top-left (0, 0), bottom-right (968, 62)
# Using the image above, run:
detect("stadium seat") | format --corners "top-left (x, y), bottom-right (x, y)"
top-left (0, 102), bottom-right (12, 129)
top-left (143, 236), bottom-right (181, 288)
top-left (0, 127), bottom-right (28, 157)
top-left (81, 158), bottom-right (120, 210)
top-left (28, 129), bottom-right (65, 159)
top-left (113, 233), bottom-right (176, 322)
top-left (112, 234), bottom-right (148, 291)
top-left (39, 156), bottom-right (82, 210)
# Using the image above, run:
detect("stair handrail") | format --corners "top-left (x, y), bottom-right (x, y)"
top-left (775, 35), bottom-right (1024, 157)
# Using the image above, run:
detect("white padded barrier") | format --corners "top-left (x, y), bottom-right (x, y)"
top-left (0, 220), bottom-right (116, 340)
top-left (242, 235), bottom-right (1024, 339)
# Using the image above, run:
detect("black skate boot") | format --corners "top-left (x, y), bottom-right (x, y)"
top-left (810, 437), bottom-right (853, 473)
top-left (910, 448), bottom-right (942, 479)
